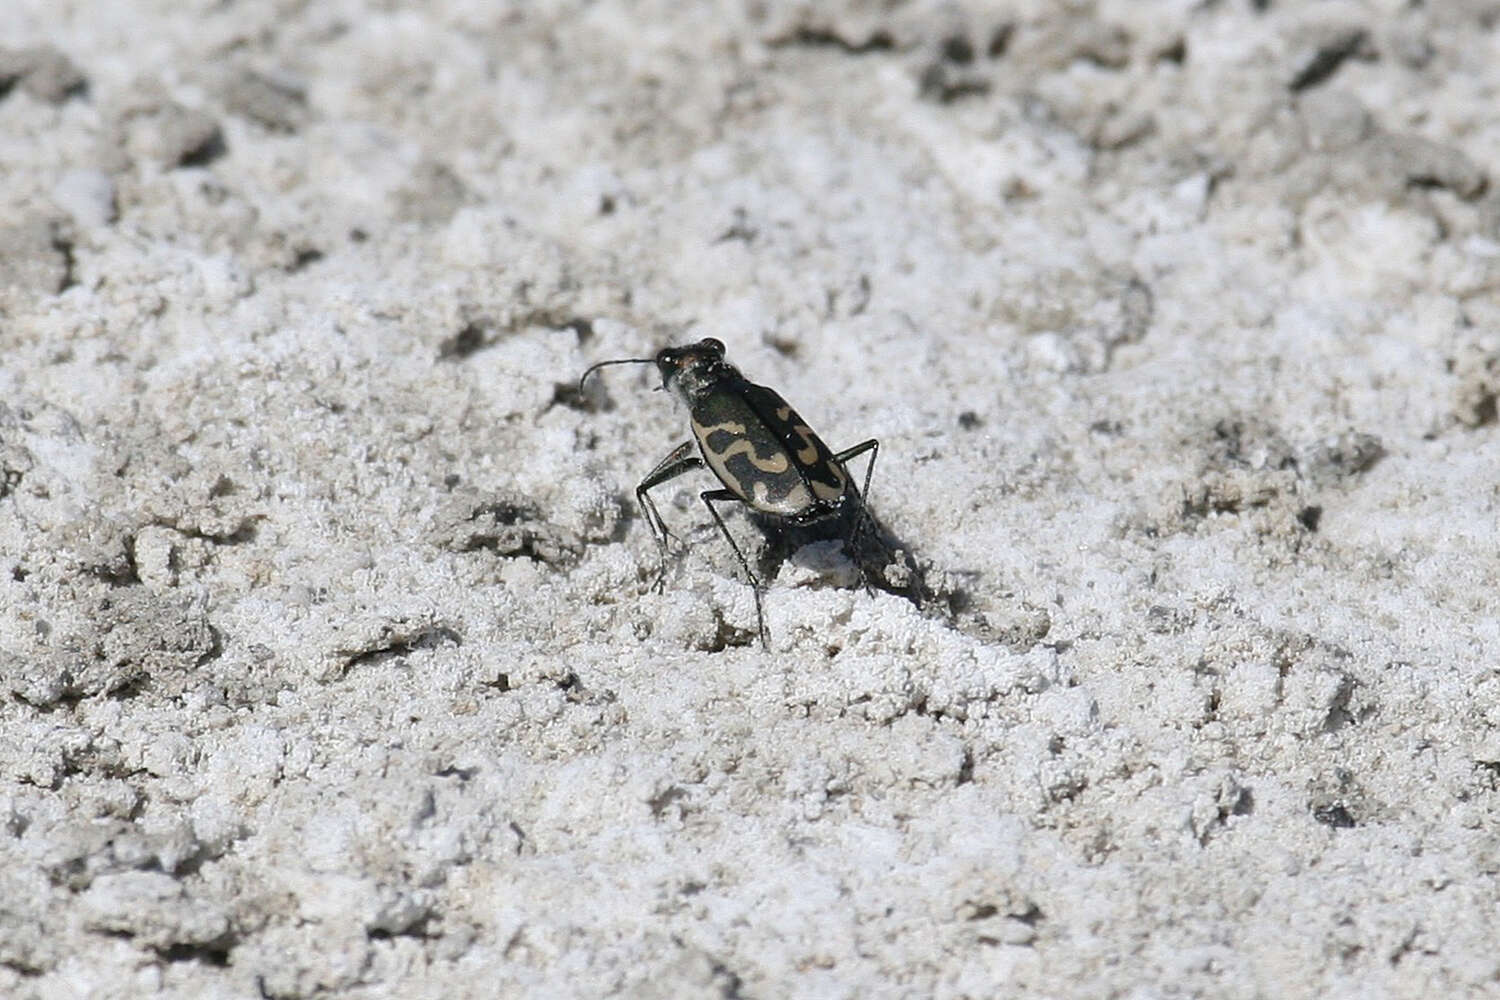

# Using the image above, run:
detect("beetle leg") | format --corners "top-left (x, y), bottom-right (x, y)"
top-left (701, 488), bottom-right (768, 648)
top-left (834, 439), bottom-right (879, 504)
top-left (635, 440), bottom-right (702, 592)
top-left (833, 439), bottom-right (880, 587)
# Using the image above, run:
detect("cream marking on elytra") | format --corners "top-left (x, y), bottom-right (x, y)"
top-left (809, 473), bottom-right (846, 503)
top-left (789, 422), bottom-right (826, 467)
top-left (709, 435), bottom-right (792, 475)
top-left (698, 419), bottom-right (748, 436)
top-left (754, 480), bottom-right (812, 511)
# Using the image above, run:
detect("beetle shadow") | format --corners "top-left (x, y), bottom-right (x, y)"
top-left (749, 510), bottom-right (1049, 650)
top-left (749, 503), bottom-right (947, 619)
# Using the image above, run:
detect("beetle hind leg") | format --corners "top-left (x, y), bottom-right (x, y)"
top-left (832, 438), bottom-right (880, 590)
top-left (834, 438), bottom-right (879, 503)
top-left (701, 488), bottom-right (768, 648)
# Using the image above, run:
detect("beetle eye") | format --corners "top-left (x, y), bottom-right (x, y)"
top-left (701, 337), bottom-right (725, 355)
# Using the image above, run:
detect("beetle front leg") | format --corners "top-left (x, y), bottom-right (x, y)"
top-left (635, 440), bottom-right (702, 592)
top-left (701, 488), bottom-right (767, 648)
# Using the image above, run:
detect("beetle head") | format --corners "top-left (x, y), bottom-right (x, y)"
top-left (654, 338), bottom-right (736, 400)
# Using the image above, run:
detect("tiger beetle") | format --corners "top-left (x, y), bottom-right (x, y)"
top-left (579, 338), bottom-right (878, 647)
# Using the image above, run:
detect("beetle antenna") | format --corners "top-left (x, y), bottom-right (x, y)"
top-left (578, 357), bottom-right (656, 392)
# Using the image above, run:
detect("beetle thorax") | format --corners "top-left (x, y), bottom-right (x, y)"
top-left (663, 357), bottom-right (739, 408)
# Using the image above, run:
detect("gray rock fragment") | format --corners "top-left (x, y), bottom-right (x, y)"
top-left (1383, 133), bottom-right (1488, 200)
top-left (1295, 431), bottom-right (1384, 488)
top-left (0, 45), bottom-right (86, 103)
top-left (0, 217), bottom-right (71, 294)
top-left (428, 490), bottom-right (582, 565)
top-left (79, 871), bottom-right (232, 953)
top-left (220, 67), bottom-right (308, 132)
top-left (1288, 25), bottom-right (1373, 91)
top-left (3, 585), bottom-right (217, 706)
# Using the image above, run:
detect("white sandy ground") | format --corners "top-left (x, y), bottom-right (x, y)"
top-left (1, 1), bottom-right (1499, 996)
